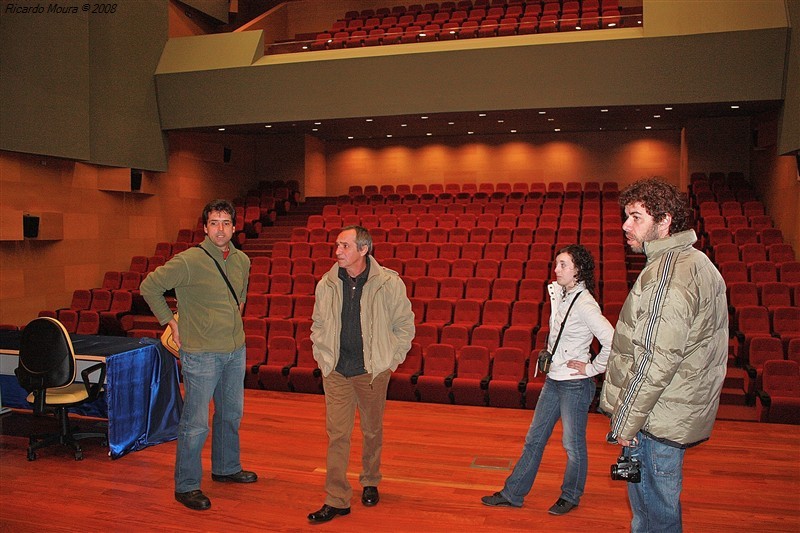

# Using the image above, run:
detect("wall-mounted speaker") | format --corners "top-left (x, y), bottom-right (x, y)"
top-left (23, 215), bottom-right (39, 238)
top-left (131, 168), bottom-right (143, 191)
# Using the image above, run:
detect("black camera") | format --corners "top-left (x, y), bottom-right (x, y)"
top-left (610, 447), bottom-right (641, 483)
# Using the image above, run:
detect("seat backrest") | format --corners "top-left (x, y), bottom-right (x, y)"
top-left (423, 344), bottom-right (456, 376)
top-left (16, 317), bottom-right (76, 393)
top-left (491, 347), bottom-right (526, 381)
top-left (266, 336), bottom-right (296, 366)
top-left (762, 360), bottom-right (800, 397)
top-left (456, 346), bottom-right (490, 379)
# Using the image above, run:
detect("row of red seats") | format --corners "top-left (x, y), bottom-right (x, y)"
top-left (288, 224), bottom-right (625, 244)
top-left (336, 190), bottom-right (622, 207)
top-left (341, 0), bottom-right (621, 20)
top-left (718, 260), bottom-right (800, 286)
top-left (271, 240), bottom-right (627, 263)
top-left (311, 207), bottom-right (621, 225)
top-left (322, 200), bottom-right (622, 219)
top-left (733, 305), bottom-right (799, 365)
top-left (712, 242), bottom-right (794, 266)
top-left (348, 180), bottom-right (619, 196)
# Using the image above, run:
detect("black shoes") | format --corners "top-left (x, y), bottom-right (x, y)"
top-left (175, 490), bottom-right (211, 511)
top-left (211, 470), bottom-right (258, 483)
top-left (481, 492), bottom-right (521, 508)
top-left (308, 504), bottom-right (351, 523)
top-left (548, 497), bottom-right (577, 515)
top-left (362, 486), bottom-right (379, 506)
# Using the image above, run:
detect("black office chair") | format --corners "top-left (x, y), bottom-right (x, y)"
top-left (14, 317), bottom-right (107, 460)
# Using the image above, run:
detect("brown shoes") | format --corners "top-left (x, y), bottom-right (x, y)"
top-left (308, 504), bottom-right (351, 523)
top-left (175, 490), bottom-right (211, 511)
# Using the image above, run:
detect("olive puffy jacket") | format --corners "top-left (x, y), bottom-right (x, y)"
top-left (599, 230), bottom-right (728, 448)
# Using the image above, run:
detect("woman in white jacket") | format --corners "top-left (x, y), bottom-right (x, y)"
top-left (482, 244), bottom-right (614, 515)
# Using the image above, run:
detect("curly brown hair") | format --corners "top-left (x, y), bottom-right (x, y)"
top-left (557, 244), bottom-right (597, 296)
top-left (618, 177), bottom-right (692, 234)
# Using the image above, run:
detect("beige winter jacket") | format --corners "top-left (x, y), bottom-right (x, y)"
top-left (310, 256), bottom-right (415, 381)
top-left (599, 230), bottom-right (728, 448)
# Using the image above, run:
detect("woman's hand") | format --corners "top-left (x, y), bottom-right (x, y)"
top-left (565, 359), bottom-right (588, 376)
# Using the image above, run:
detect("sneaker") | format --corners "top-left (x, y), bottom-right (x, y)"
top-left (481, 492), bottom-right (521, 508)
top-left (548, 498), bottom-right (577, 515)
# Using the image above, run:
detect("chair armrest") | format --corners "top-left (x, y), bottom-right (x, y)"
top-left (250, 364), bottom-right (261, 374)
top-left (744, 365), bottom-right (756, 379)
top-left (517, 378), bottom-right (528, 393)
top-left (281, 364), bottom-right (295, 377)
top-left (410, 372), bottom-right (422, 385)
top-left (756, 389), bottom-right (771, 408)
top-left (444, 373), bottom-right (455, 387)
top-left (81, 361), bottom-right (107, 399)
top-left (312, 368), bottom-right (322, 378)
top-left (480, 376), bottom-right (490, 390)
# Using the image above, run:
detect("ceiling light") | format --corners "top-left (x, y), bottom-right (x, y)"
top-left (497, 120), bottom-right (504, 123)
top-left (448, 122), bottom-right (455, 125)
top-left (645, 126), bottom-right (652, 130)
top-left (665, 107), bottom-right (673, 110)
top-left (538, 111), bottom-right (546, 115)
top-left (653, 114), bottom-right (661, 118)
top-left (264, 124), bottom-right (272, 128)
top-left (218, 128), bottom-right (225, 131)
top-left (387, 134), bottom-right (393, 138)
top-left (479, 113), bottom-right (487, 117)
top-left (601, 109), bottom-right (609, 112)
top-left (366, 118), bottom-right (373, 122)
top-left (467, 131), bottom-right (474, 134)
top-left (547, 118), bottom-right (554, 122)
top-left (312, 128), bottom-right (318, 132)
top-left (731, 105), bottom-right (740, 109)
top-left (510, 129), bottom-right (517, 133)
top-left (347, 136), bottom-right (354, 139)
top-left (314, 122), bottom-right (322, 125)
top-left (421, 116), bottom-right (428, 119)
top-left (401, 123), bottom-right (408, 127)
top-left (554, 128), bottom-right (561, 132)
top-left (426, 133), bottom-right (432, 136)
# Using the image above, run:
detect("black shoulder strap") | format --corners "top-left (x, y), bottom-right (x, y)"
top-left (548, 290), bottom-right (583, 360)
top-left (196, 245), bottom-right (240, 307)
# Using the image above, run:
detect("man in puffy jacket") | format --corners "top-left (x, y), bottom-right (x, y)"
top-left (599, 178), bottom-right (728, 532)
top-left (307, 225), bottom-right (415, 524)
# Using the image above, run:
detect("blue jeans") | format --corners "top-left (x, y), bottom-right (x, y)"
top-left (175, 346), bottom-right (245, 493)
top-left (501, 377), bottom-right (596, 506)
top-left (627, 432), bottom-right (685, 533)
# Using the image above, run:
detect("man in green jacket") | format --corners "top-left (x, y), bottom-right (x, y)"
top-left (140, 199), bottom-right (257, 511)
top-left (308, 225), bottom-right (415, 524)
top-left (599, 178), bottom-right (728, 532)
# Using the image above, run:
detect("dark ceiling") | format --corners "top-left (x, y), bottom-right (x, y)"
top-left (199, 100), bottom-right (782, 141)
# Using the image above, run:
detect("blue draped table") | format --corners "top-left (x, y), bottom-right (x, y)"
top-left (0, 332), bottom-right (183, 459)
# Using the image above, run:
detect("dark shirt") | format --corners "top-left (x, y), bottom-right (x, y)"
top-left (335, 258), bottom-right (370, 377)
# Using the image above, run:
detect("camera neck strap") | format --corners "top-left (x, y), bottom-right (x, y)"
top-left (547, 290), bottom-right (583, 362)
top-left (197, 244), bottom-right (240, 307)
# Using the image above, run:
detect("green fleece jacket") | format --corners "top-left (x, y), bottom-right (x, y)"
top-left (140, 236), bottom-right (250, 354)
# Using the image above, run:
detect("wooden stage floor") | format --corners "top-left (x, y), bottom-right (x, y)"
top-left (1, 389), bottom-right (798, 532)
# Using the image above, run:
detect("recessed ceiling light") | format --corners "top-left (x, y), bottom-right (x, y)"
top-left (312, 128), bottom-right (318, 132)
top-left (547, 118), bottom-right (554, 122)
top-left (218, 128), bottom-right (225, 131)
top-left (731, 105), bottom-right (740, 109)
top-left (665, 107), bottom-right (673, 110)
top-left (510, 129), bottom-right (517, 133)
top-left (497, 120), bottom-right (504, 123)
top-left (653, 114), bottom-right (661, 118)
top-left (426, 133), bottom-right (432, 136)
top-left (421, 116), bottom-right (428, 119)
top-left (347, 136), bottom-right (354, 139)
top-left (554, 128), bottom-right (561, 132)
top-left (401, 123), bottom-right (408, 127)
top-left (601, 109), bottom-right (609, 112)
top-left (366, 118), bottom-right (373, 122)
top-left (265, 124), bottom-right (272, 128)
top-left (387, 134), bottom-right (393, 138)
top-left (645, 126), bottom-right (652, 130)
top-left (479, 113), bottom-right (487, 117)
top-left (314, 122), bottom-right (321, 125)
top-left (538, 111), bottom-right (546, 115)
top-left (448, 122), bottom-right (455, 125)
top-left (467, 131), bottom-right (474, 134)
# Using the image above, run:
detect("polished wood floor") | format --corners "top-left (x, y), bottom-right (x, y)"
top-left (1, 389), bottom-right (798, 532)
